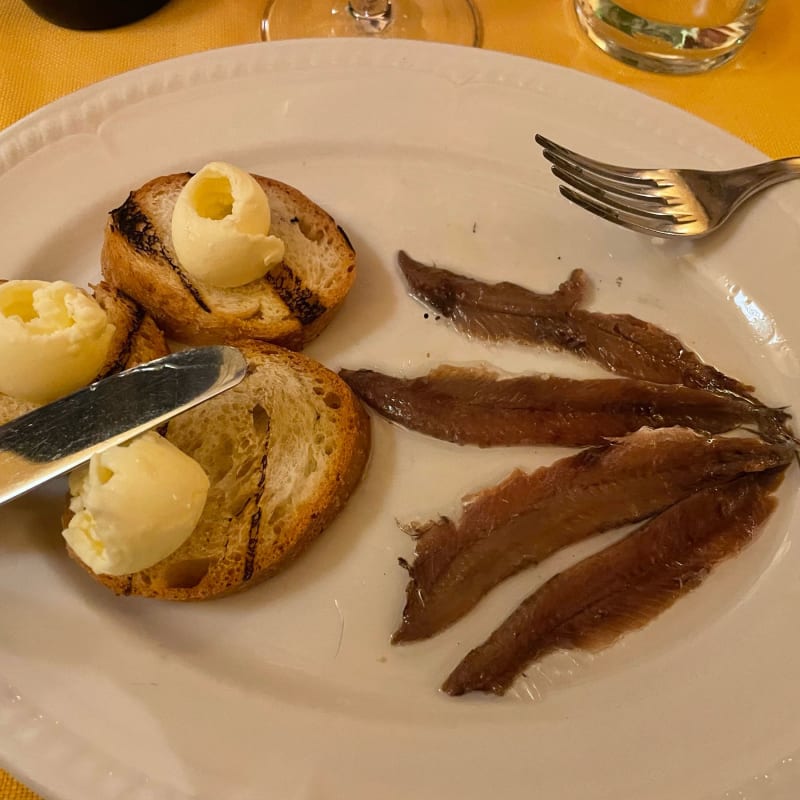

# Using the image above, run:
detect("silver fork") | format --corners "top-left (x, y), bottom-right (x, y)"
top-left (535, 133), bottom-right (800, 239)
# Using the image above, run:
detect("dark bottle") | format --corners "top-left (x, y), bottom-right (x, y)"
top-left (22, 0), bottom-right (171, 30)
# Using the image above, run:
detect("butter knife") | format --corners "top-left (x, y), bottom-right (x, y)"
top-left (0, 345), bottom-right (247, 505)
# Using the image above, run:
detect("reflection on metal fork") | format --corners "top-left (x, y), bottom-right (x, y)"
top-left (535, 133), bottom-right (800, 239)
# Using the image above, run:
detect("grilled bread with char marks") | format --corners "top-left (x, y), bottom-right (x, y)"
top-left (78, 341), bottom-right (371, 600)
top-left (100, 172), bottom-right (356, 350)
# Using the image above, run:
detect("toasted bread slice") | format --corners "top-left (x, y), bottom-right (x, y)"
top-left (92, 281), bottom-right (171, 376)
top-left (100, 172), bottom-right (356, 350)
top-left (75, 341), bottom-right (371, 600)
top-left (0, 280), bottom-right (168, 426)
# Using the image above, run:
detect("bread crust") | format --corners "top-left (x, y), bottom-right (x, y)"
top-left (72, 341), bottom-right (371, 600)
top-left (93, 281), bottom-right (171, 375)
top-left (100, 172), bottom-right (356, 350)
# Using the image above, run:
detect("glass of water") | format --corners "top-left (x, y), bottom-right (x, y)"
top-left (574, 0), bottom-right (768, 74)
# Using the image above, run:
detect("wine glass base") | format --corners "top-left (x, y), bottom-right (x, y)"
top-left (262, 0), bottom-right (482, 46)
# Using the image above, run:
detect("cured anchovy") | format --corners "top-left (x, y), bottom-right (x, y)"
top-left (340, 365), bottom-right (786, 447)
top-left (562, 309), bottom-right (755, 398)
top-left (397, 250), bottom-right (588, 316)
top-left (393, 427), bottom-right (793, 643)
top-left (442, 471), bottom-right (781, 696)
top-left (397, 252), bottom-right (758, 401)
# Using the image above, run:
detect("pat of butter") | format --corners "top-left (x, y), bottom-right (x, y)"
top-left (0, 280), bottom-right (115, 404)
top-left (171, 162), bottom-right (286, 288)
top-left (63, 431), bottom-right (210, 576)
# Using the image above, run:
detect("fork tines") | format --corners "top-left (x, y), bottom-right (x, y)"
top-left (534, 134), bottom-right (696, 237)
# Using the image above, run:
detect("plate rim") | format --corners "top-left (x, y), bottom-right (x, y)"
top-left (2, 37), bottom-right (799, 800)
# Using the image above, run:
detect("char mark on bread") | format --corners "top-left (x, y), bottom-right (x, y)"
top-left (266, 263), bottom-right (327, 326)
top-left (91, 281), bottom-right (170, 377)
top-left (244, 508), bottom-right (263, 582)
top-left (243, 450), bottom-right (270, 582)
top-left (96, 300), bottom-right (145, 378)
top-left (110, 191), bottom-right (211, 314)
top-left (336, 224), bottom-right (354, 253)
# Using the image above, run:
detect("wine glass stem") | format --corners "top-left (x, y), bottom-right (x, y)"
top-left (348, 0), bottom-right (392, 22)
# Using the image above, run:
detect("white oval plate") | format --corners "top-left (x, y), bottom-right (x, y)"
top-left (1, 39), bottom-right (800, 800)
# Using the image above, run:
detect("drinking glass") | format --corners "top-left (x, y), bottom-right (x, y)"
top-left (574, 0), bottom-right (768, 74)
top-left (261, 0), bottom-right (482, 46)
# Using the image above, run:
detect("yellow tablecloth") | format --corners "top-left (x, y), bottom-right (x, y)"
top-left (2, 0), bottom-right (799, 154)
top-left (0, 0), bottom-right (797, 796)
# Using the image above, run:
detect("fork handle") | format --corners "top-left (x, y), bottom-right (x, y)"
top-left (725, 157), bottom-right (800, 209)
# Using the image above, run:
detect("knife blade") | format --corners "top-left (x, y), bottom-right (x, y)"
top-left (0, 345), bottom-right (247, 506)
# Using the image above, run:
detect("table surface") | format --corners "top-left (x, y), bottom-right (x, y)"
top-left (1, 0), bottom-right (797, 797)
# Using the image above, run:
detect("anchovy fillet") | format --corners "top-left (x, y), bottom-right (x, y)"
top-left (341, 365), bottom-right (787, 447)
top-left (443, 471), bottom-right (781, 696)
top-left (397, 252), bottom-right (767, 406)
top-left (393, 428), bottom-right (793, 643)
